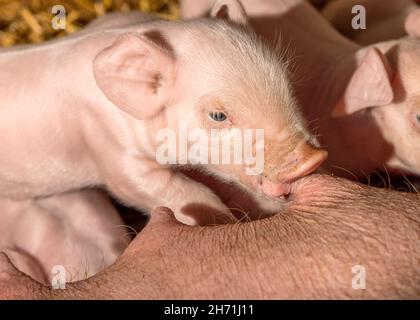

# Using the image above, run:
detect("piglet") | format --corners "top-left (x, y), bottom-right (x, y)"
top-left (0, 5), bottom-right (326, 225)
top-left (181, 0), bottom-right (420, 179)
top-left (0, 189), bottom-right (129, 285)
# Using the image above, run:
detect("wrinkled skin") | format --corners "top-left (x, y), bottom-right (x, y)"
top-left (181, 0), bottom-right (420, 179)
top-left (0, 190), bottom-right (129, 285)
top-left (322, 0), bottom-right (419, 45)
top-left (1, 175), bottom-right (419, 299)
top-left (2, 1), bottom-right (419, 298)
top-left (0, 8), bottom-right (326, 227)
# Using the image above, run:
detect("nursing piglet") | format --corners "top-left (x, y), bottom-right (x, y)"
top-left (0, 5), bottom-right (326, 225)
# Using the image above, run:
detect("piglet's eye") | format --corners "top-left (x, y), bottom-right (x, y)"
top-left (417, 114), bottom-right (420, 122)
top-left (209, 111), bottom-right (227, 122)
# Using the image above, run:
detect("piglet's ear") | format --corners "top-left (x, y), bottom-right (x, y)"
top-left (210, 0), bottom-right (248, 26)
top-left (93, 33), bottom-right (175, 120)
top-left (405, 9), bottom-right (420, 38)
top-left (331, 47), bottom-right (394, 118)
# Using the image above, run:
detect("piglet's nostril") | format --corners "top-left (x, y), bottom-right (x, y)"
top-left (278, 145), bottom-right (328, 183)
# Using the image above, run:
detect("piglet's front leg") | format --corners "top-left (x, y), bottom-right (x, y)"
top-left (109, 168), bottom-right (236, 226)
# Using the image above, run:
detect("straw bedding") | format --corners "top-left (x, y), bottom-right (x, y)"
top-left (0, 0), bottom-right (332, 47)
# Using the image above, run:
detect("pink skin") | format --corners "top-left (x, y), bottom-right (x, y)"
top-left (0, 13), bottom-right (142, 286)
top-left (0, 7), bottom-right (326, 226)
top-left (181, 0), bottom-right (420, 179)
top-left (0, 189), bottom-right (129, 285)
top-left (406, 8), bottom-right (420, 37)
top-left (322, 0), bottom-right (419, 45)
top-left (1, 174), bottom-right (420, 299)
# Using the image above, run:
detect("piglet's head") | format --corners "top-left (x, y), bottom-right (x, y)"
top-left (93, 0), bottom-right (327, 198)
top-left (332, 42), bottom-right (420, 176)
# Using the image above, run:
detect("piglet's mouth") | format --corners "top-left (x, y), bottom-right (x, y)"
top-left (177, 167), bottom-right (291, 221)
top-left (261, 179), bottom-right (292, 198)
top-left (257, 150), bottom-right (328, 198)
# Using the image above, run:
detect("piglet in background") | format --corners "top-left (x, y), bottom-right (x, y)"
top-left (181, 0), bottom-right (420, 180)
top-left (0, 189), bottom-right (129, 285)
top-left (0, 2), bottom-right (326, 226)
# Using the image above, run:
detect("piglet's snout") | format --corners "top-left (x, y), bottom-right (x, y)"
top-left (261, 141), bottom-right (327, 198)
top-left (279, 141), bottom-right (328, 183)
